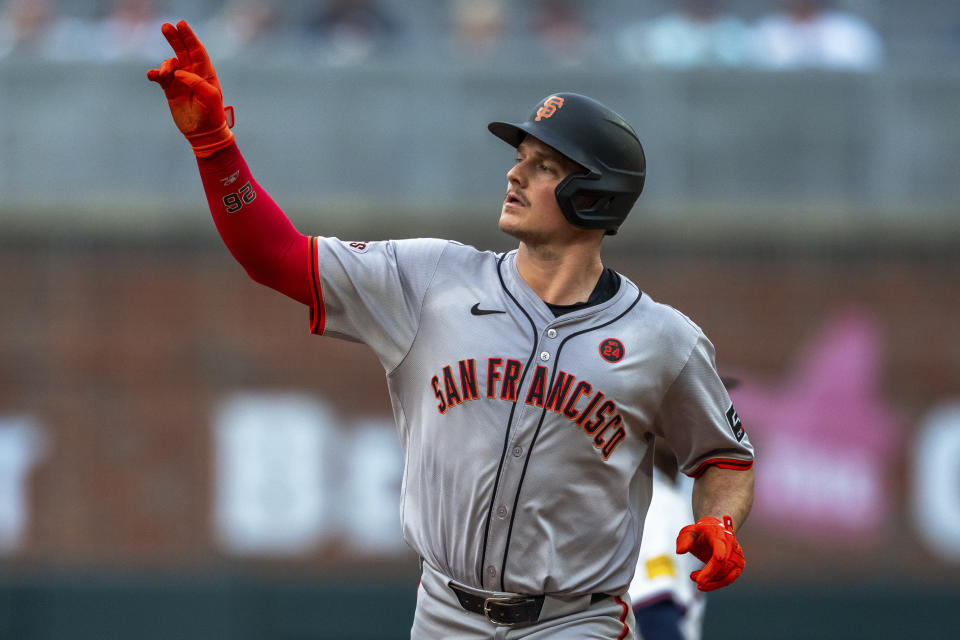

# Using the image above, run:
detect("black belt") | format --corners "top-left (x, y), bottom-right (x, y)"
top-left (448, 583), bottom-right (610, 627)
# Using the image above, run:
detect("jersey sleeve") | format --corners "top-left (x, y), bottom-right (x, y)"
top-left (654, 331), bottom-right (754, 478)
top-left (309, 237), bottom-right (447, 371)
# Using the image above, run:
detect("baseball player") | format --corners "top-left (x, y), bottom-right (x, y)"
top-left (148, 20), bottom-right (754, 639)
top-left (629, 441), bottom-right (706, 640)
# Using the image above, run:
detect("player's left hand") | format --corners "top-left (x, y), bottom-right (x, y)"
top-left (676, 515), bottom-right (744, 592)
top-left (147, 20), bottom-right (235, 157)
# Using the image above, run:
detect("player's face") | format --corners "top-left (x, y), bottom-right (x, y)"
top-left (499, 136), bottom-right (586, 245)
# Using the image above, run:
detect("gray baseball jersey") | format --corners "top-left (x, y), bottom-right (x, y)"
top-left (307, 236), bottom-right (753, 597)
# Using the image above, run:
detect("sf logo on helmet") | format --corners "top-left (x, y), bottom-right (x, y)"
top-left (535, 96), bottom-right (565, 121)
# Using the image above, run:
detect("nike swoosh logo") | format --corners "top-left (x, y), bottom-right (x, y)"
top-left (471, 303), bottom-right (506, 316)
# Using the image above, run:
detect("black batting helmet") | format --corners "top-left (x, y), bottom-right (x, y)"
top-left (488, 92), bottom-right (646, 235)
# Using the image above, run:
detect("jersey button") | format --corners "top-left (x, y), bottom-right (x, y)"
top-left (546, 328), bottom-right (558, 339)
top-left (540, 351), bottom-right (550, 361)
top-left (512, 446), bottom-right (523, 457)
top-left (487, 566), bottom-right (497, 578)
top-left (496, 505), bottom-right (508, 519)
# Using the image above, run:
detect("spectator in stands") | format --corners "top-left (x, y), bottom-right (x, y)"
top-left (202, 0), bottom-right (283, 61)
top-left (301, 0), bottom-right (399, 65)
top-left (529, 0), bottom-right (592, 67)
top-left (0, 0), bottom-right (56, 58)
top-left (615, 0), bottom-right (752, 68)
top-left (448, 0), bottom-right (506, 61)
top-left (97, 0), bottom-right (169, 61)
top-left (751, 0), bottom-right (883, 70)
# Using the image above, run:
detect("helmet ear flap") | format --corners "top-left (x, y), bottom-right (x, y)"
top-left (572, 191), bottom-right (615, 215)
top-left (555, 174), bottom-right (631, 235)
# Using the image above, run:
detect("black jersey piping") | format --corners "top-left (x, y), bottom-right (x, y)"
top-left (498, 288), bottom-right (643, 591)
top-left (478, 253), bottom-right (540, 587)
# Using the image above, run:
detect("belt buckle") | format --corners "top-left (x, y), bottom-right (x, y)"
top-left (482, 595), bottom-right (529, 626)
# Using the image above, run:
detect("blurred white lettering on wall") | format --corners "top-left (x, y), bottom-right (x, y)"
top-left (212, 393), bottom-right (406, 556)
top-left (912, 402), bottom-right (960, 561)
top-left (213, 394), bottom-right (336, 554)
top-left (0, 415), bottom-right (46, 553)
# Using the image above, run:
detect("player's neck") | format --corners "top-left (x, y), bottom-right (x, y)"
top-left (515, 241), bottom-right (604, 306)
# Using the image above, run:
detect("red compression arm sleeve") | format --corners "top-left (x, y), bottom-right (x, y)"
top-left (196, 142), bottom-right (312, 306)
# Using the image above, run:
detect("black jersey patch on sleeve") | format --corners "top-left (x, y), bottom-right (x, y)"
top-left (726, 404), bottom-right (745, 442)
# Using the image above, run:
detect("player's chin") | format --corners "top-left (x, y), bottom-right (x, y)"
top-left (500, 218), bottom-right (542, 245)
top-left (498, 208), bottom-right (521, 234)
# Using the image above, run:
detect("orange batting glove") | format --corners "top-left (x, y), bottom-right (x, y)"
top-left (676, 515), bottom-right (745, 592)
top-left (147, 20), bottom-right (235, 157)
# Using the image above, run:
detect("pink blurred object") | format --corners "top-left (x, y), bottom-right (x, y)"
top-left (731, 307), bottom-right (900, 544)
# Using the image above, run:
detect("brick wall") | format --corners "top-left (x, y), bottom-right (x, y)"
top-left (1, 239), bottom-right (958, 575)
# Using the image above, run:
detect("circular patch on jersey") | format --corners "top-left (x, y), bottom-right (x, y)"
top-left (599, 338), bottom-right (625, 363)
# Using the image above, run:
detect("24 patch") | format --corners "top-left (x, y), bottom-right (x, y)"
top-left (599, 338), bottom-right (624, 363)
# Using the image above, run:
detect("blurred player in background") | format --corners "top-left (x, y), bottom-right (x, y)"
top-left (630, 439), bottom-right (705, 640)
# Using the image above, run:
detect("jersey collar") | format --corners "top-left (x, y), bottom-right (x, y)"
top-left (498, 250), bottom-right (638, 329)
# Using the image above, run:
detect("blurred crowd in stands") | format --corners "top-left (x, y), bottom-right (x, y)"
top-left (0, 0), bottom-right (952, 70)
